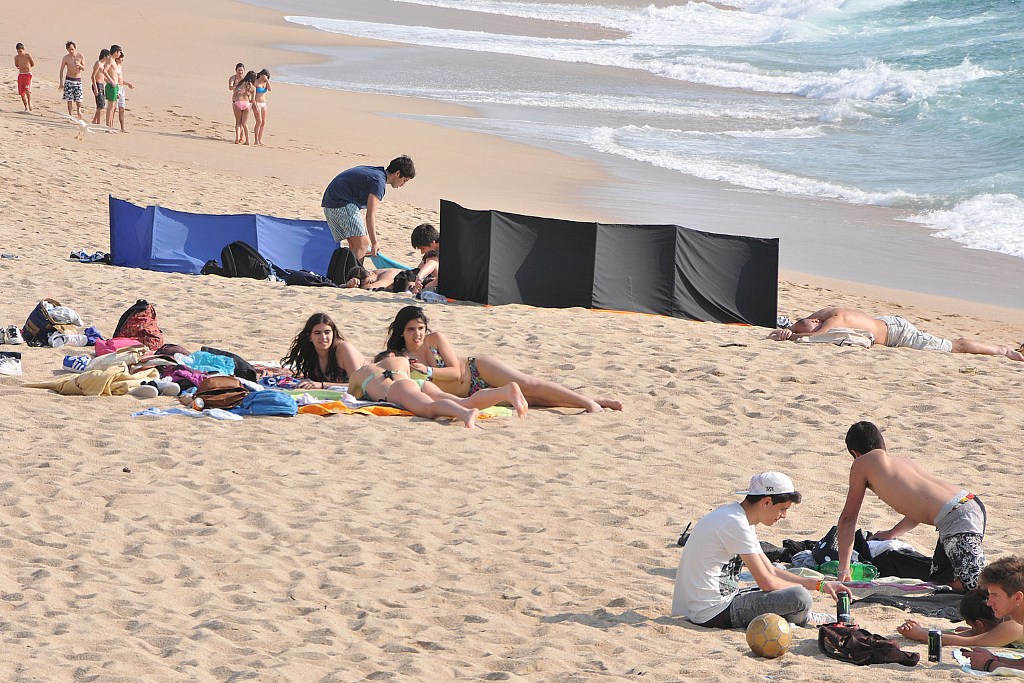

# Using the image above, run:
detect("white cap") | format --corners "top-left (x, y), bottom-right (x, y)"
top-left (736, 471), bottom-right (796, 496)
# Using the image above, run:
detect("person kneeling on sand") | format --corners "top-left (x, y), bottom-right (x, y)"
top-left (347, 351), bottom-right (528, 429)
top-left (962, 557), bottom-right (1024, 672)
top-left (836, 421), bottom-right (987, 592)
top-left (768, 306), bottom-right (1024, 360)
top-left (672, 472), bottom-right (851, 628)
top-left (898, 587), bottom-right (1024, 648)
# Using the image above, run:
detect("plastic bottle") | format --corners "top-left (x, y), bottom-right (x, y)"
top-left (817, 561), bottom-right (879, 581)
top-left (418, 291), bottom-right (447, 304)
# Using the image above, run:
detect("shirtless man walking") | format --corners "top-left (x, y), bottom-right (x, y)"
top-left (769, 306), bottom-right (1024, 361)
top-left (100, 45), bottom-right (123, 130)
top-left (58, 41), bottom-right (86, 119)
top-left (836, 421), bottom-right (986, 591)
top-left (14, 43), bottom-right (34, 112)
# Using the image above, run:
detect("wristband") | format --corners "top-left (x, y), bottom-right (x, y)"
top-left (986, 657), bottom-right (999, 672)
top-left (426, 366), bottom-right (433, 380)
top-left (816, 579), bottom-right (825, 593)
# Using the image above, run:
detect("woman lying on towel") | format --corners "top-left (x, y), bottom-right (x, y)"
top-left (385, 306), bottom-right (624, 413)
top-left (348, 351), bottom-right (528, 429)
top-left (281, 313), bottom-right (365, 389)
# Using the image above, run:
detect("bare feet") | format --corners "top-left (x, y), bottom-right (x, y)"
top-left (1007, 348), bottom-right (1024, 362)
top-left (505, 382), bottom-right (529, 418)
top-left (597, 398), bottom-right (624, 411)
top-left (462, 407), bottom-right (480, 429)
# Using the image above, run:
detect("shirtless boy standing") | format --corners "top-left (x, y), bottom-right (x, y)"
top-left (58, 41), bottom-right (86, 119)
top-left (14, 43), bottom-right (34, 112)
top-left (90, 48), bottom-right (110, 125)
top-left (836, 421), bottom-right (986, 591)
top-left (113, 51), bottom-right (133, 132)
top-left (100, 45), bottom-right (123, 129)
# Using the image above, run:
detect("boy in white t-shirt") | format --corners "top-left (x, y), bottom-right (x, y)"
top-left (672, 472), bottom-right (851, 628)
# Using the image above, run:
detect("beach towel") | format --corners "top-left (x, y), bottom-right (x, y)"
top-left (796, 328), bottom-right (875, 347)
top-left (24, 362), bottom-right (157, 396)
top-left (953, 647), bottom-right (1024, 676)
top-left (854, 591), bottom-right (963, 621)
top-left (297, 400), bottom-right (512, 419)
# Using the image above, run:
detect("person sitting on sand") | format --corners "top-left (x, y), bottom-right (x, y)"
top-left (898, 588), bottom-right (1024, 648)
top-left (281, 313), bottom-right (365, 389)
top-left (672, 471), bottom-right (851, 628)
top-left (385, 305), bottom-right (624, 413)
top-left (962, 557), bottom-right (1024, 672)
top-left (347, 351), bottom-right (528, 429)
top-left (768, 306), bottom-right (1024, 360)
top-left (836, 421), bottom-right (987, 592)
top-left (409, 223), bottom-right (440, 294)
top-left (343, 265), bottom-right (403, 290)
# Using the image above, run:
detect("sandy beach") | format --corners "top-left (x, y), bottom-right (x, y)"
top-left (2, 1), bottom-right (1024, 681)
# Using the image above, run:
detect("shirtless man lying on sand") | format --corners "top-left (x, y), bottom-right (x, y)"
top-left (768, 307), bottom-right (1024, 361)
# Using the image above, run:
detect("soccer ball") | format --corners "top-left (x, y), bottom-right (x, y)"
top-left (746, 613), bottom-right (793, 658)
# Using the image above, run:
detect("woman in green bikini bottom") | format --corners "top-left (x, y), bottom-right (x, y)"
top-left (385, 306), bottom-right (624, 413)
top-left (347, 352), bottom-right (528, 429)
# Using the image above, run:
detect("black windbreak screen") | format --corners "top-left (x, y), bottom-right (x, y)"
top-left (438, 200), bottom-right (777, 327)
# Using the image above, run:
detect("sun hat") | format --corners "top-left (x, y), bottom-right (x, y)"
top-left (736, 471), bottom-right (795, 496)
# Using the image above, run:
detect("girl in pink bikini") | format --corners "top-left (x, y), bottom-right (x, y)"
top-left (231, 70), bottom-right (256, 145)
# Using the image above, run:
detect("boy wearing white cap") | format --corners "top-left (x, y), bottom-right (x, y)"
top-left (672, 472), bottom-right (850, 628)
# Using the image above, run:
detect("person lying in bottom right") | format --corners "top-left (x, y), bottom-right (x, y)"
top-left (347, 351), bottom-right (528, 429)
top-left (898, 588), bottom-right (1024, 647)
top-left (385, 305), bottom-right (623, 413)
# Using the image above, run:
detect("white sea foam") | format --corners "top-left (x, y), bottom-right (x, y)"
top-left (284, 16), bottom-right (993, 103)
top-left (585, 126), bottom-right (915, 206)
top-left (906, 195), bottom-right (1024, 259)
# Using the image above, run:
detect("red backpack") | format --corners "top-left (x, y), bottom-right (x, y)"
top-left (112, 299), bottom-right (164, 351)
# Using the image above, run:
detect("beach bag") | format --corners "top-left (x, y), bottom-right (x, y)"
top-left (195, 375), bottom-right (248, 409)
top-left (200, 345), bottom-right (257, 382)
top-left (22, 298), bottom-right (76, 347)
top-left (271, 264), bottom-right (338, 288)
top-left (327, 246), bottom-right (360, 286)
top-left (818, 623), bottom-right (919, 667)
top-left (112, 299), bottom-right (164, 351)
top-left (229, 390), bottom-right (298, 417)
top-left (221, 241), bottom-right (271, 280)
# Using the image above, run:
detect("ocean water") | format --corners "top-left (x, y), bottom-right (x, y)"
top-left (263, 0), bottom-right (1024, 260)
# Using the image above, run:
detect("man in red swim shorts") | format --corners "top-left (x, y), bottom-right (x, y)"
top-left (14, 43), bottom-right (35, 112)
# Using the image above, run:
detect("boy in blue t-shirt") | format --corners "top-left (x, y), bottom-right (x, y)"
top-left (322, 155), bottom-right (416, 262)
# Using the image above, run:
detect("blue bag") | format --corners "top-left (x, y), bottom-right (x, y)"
top-left (229, 390), bottom-right (298, 417)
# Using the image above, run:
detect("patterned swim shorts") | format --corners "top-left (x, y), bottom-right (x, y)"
top-left (323, 204), bottom-right (365, 242)
top-left (63, 78), bottom-right (83, 102)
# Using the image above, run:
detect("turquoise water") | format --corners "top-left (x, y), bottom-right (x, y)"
top-left (258, 0), bottom-right (1024, 259)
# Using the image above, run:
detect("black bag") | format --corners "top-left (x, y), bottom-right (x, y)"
top-left (200, 259), bottom-right (225, 276)
top-left (221, 241), bottom-right (271, 280)
top-left (812, 526), bottom-right (873, 565)
top-left (327, 247), bottom-right (360, 286)
top-left (818, 623), bottom-right (919, 667)
top-left (271, 265), bottom-right (339, 288)
top-left (200, 345), bottom-right (258, 382)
